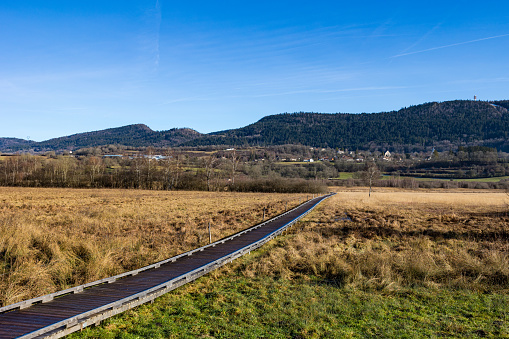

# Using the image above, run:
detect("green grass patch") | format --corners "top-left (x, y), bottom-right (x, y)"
top-left (450, 176), bottom-right (509, 182)
top-left (382, 175), bottom-right (509, 182)
top-left (330, 172), bottom-right (355, 180)
top-left (275, 161), bottom-right (323, 165)
top-left (70, 262), bottom-right (509, 338)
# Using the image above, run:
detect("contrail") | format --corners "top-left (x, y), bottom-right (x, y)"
top-left (391, 33), bottom-right (509, 58)
top-left (398, 23), bottom-right (442, 56)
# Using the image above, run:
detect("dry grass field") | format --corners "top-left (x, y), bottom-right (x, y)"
top-left (69, 187), bottom-right (509, 338)
top-left (0, 187), bottom-right (308, 306)
top-left (244, 188), bottom-right (509, 291)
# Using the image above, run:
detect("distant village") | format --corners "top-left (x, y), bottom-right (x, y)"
top-left (277, 147), bottom-right (439, 163)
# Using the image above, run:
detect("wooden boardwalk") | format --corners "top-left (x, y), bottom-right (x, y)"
top-left (0, 194), bottom-right (333, 338)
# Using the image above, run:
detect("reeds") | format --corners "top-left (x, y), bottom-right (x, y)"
top-left (0, 187), bottom-right (307, 306)
top-left (241, 188), bottom-right (509, 291)
top-left (2, 187), bottom-right (506, 306)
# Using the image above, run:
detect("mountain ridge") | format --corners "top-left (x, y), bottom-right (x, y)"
top-left (185, 100), bottom-right (509, 151)
top-left (2, 100), bottom-right (509, 152)
top-left (0, 125), bottom-right (202, 152)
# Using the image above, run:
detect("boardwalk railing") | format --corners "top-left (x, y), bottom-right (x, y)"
top-left (0, 193), bottom-right (334, 339)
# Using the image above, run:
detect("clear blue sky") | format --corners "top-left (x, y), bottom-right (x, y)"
top-left (1, 1), bottom-right (508, 141)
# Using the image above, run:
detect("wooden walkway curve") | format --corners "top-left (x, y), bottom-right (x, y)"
top-left (0, 193), bottom-right (334, 338)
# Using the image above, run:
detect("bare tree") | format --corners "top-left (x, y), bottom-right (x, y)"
top-left (43, 158), bottom-right (57, 185)
top-left (131, 155), bottom-right (143, 188)
top-left (161, 148), bottom-right (173, 190)
top-left (172, 153), bottom-right (185, 189)
top-left (144, 147), bottom-right (155, 189)
top-left (8, 156), bottom-right (20, 185)
top-left (160, 149), bottom-right (185, 190)
top-left (229, 149), bottom-right (239, 185)
top-left (85, 156), bottom-right (103, 187)
top-left (361, 161), bottom-right (381, 197)
top-left (202, 155), bottom-right (218, 191)
top-left (59, 156), bottom-right (77, 186)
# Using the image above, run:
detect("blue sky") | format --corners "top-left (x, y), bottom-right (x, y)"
top-left (1, 1), bottom-right (508, 141)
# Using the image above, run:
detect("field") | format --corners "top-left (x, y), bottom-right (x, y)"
top-left (398, 176), bottom-right (509, 182)
top-left (275, 161), bottom-right (323, 165)
top-left (449, 176), bottom-right (509, 182)
top-left (292, 188), bottom-right (509, 290)
top-left (2, 187), bottom-right (509, 337)
top-left (380, 174), bottom-right (509, 182)
top-left (330, 172), bottom-right (509, 182)
top-left (332, 172), bottom-right (355, 180)
top-left (0, 187), bottom-right (308, 306)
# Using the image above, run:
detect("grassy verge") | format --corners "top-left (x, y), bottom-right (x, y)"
top-left (70, 254), bottom-right (509, 338)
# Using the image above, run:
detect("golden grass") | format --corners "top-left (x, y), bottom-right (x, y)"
top-left (242, 189), bottom-right (509, 292)
top-left (0, 187), bottom-right (308, 306)
top-left (2, 187), bottom-right (507, 307)
top-left (331, 187), bottom-right (508, 207)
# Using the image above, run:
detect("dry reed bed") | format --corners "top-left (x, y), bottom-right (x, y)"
top-left (0, 187), bottom-right (308, 306)
top-left (243, 189), bottom-right (509, 291)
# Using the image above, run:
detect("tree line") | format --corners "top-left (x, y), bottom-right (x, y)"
top-left (0, 153), bottom-right (326, 193)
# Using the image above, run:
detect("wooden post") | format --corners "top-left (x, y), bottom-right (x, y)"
top-left (208, 221), bottom-right (212, 244)
top-left (286, 202), bottom-right (288, 211)
top-left (263, 208), bottom-right (266, 221)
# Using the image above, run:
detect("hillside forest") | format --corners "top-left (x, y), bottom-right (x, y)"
top-left (2, 100), bottom-right (509, 153)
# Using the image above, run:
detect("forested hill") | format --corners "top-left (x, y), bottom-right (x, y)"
top-left (0, 138), bottom-right (35, 150)
top-left (0, 124), bottom-right (202, 152)
top-left (1, 100), bottom-right (509, 152)
top-left (184, 100), bottom-right (509, 151)
top-left (34, 124), bottom-right (202, 151)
